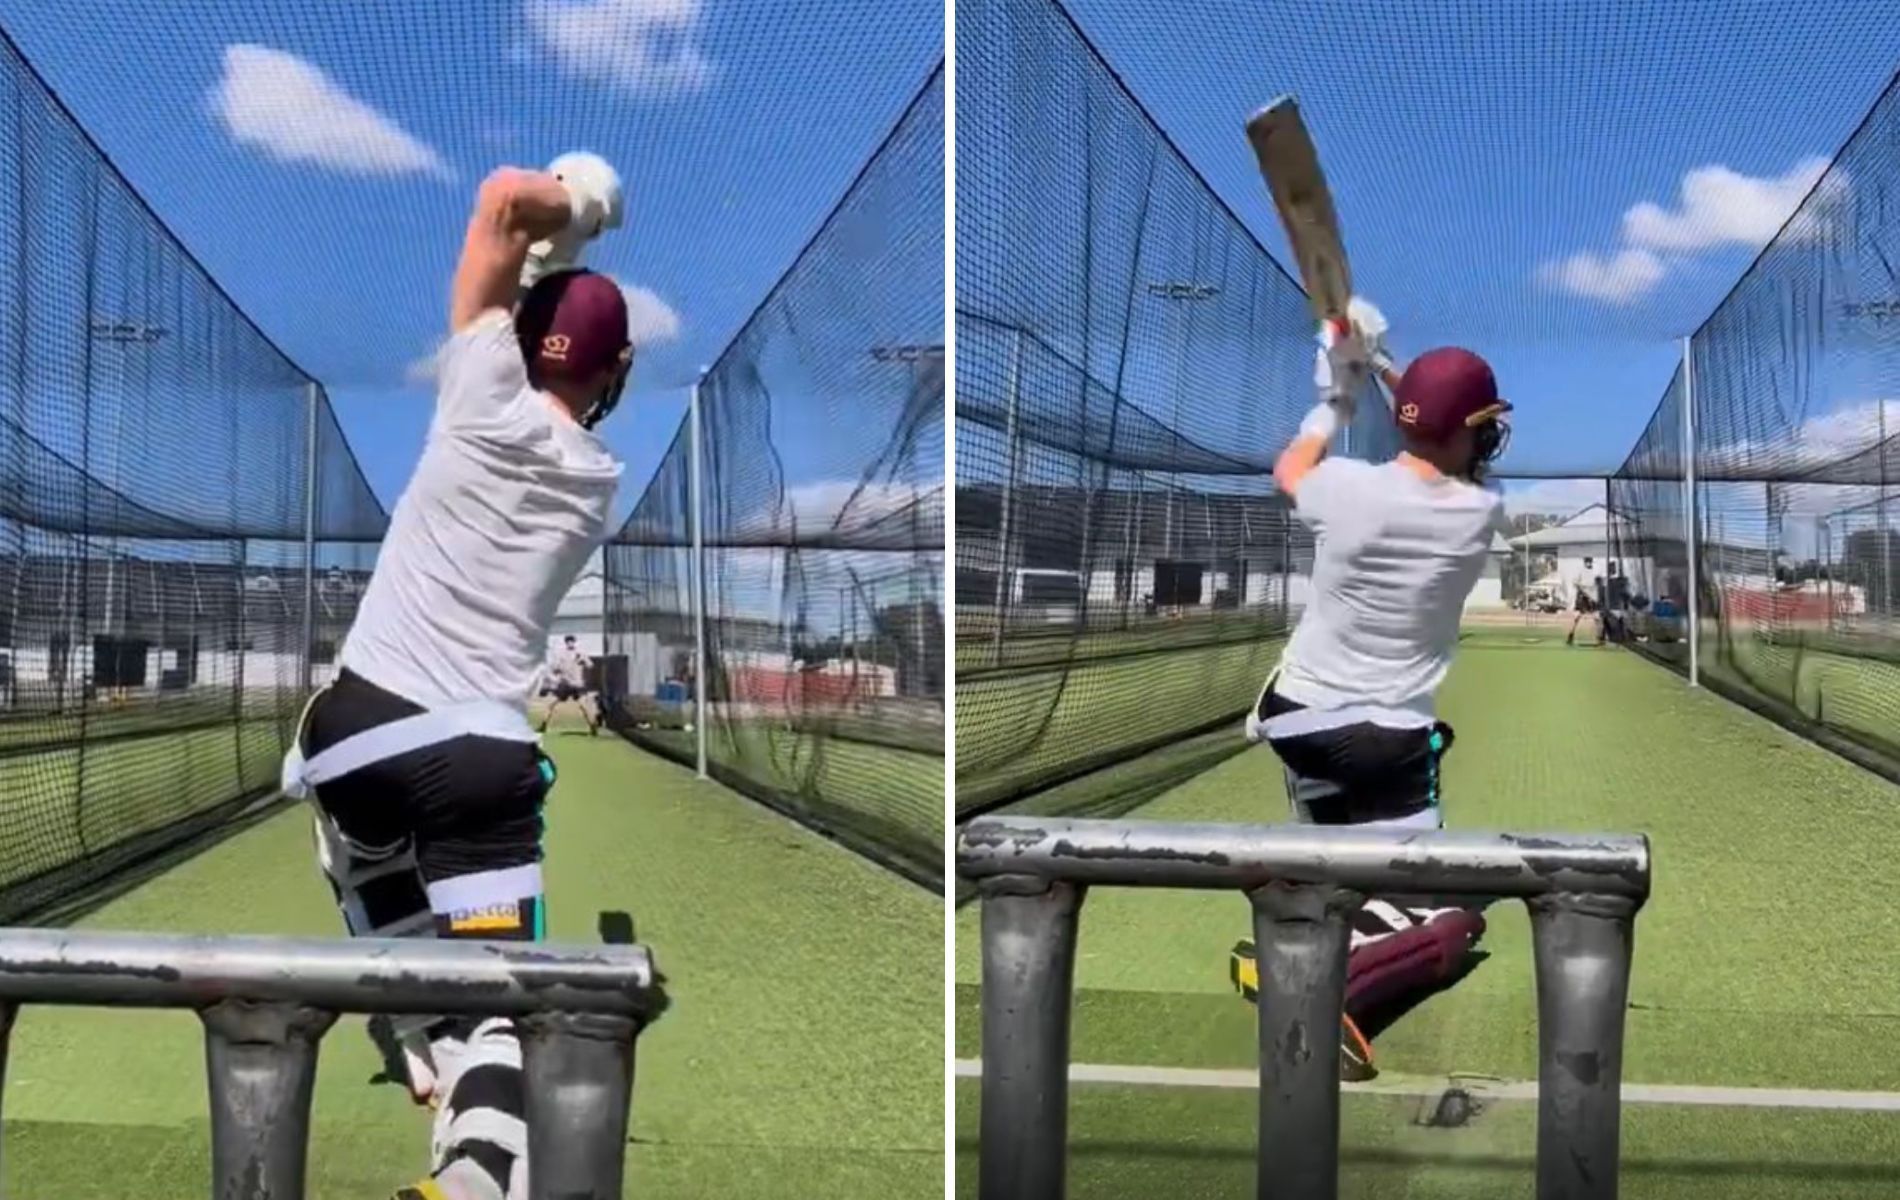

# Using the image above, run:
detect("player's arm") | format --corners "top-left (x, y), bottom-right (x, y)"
top-left (449, 168), bottom-right (575, 334)
top-left (1275, 334), bottom-right (1357, 497)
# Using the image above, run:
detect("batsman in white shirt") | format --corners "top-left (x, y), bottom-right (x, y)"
top-left (1232, 302), bottom-right (1511, 1082)
top-left (280, 152), bottom-right (632, 1200)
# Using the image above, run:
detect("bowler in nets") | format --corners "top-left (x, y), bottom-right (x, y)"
top-left (280, 152), bottom-right (632, 1200)
top-left (1231, 304), bottom-right (1511, 1081)
top-left (539, 634), bottom-right (600, 734)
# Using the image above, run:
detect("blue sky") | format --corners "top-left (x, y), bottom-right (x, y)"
top-left (1, 0), bottom-right (942, 514)
top-left (1043, 0), bottom-right (1900, 520)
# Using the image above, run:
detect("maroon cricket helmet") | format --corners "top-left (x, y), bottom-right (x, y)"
top-left (1393, 347), bottom-right (1512, 442)
top-left (516, 269), bottom-right (631, 384)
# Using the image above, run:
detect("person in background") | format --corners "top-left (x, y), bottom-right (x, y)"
top-left (541, 634), bottom-right (600, 735)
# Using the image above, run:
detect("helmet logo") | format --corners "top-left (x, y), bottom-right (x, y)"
top-left (1399, 402), bottom-right (1419, 423)
top-left (541, 334), bottom-right (572, 361)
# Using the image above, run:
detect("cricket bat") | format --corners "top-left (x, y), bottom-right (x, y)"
top-left (1246, 96), bottom-right (1403, 396)
top-left (1247, 96), bottom-right (1351, 333)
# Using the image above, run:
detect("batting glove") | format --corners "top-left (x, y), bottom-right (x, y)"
top-left (1347, 295), bottom-right (1397, 378)
top-left (1314, 318), bottom-right (1368, 407)
top-left (521, 152), bottom-right (626, 291)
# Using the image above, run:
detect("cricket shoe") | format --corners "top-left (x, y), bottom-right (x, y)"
top-left (1229, 939), bottom-right (1379, 1083)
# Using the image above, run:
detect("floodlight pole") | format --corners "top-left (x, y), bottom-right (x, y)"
top-left (1681, 335), bottom-right (1699, 687)
top-left (690, 372), bottom-right (709, 781)
top-left (301, 382), bottom-right (320, 692)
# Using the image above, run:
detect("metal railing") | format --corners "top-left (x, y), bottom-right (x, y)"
top-left (958, 816), bottom-right (1653, 1200)
top-left (0, 929), bottom-right (670, 1199)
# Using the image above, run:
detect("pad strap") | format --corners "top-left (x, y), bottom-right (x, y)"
top-left (282, 697), bottom-right (536, 800)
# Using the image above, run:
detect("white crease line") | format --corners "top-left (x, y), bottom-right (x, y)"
top-left (952, 1060), bottom-right (1900, 1112)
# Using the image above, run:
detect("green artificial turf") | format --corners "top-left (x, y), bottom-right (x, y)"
top-left (629, 719), bottom-right (942, 878)
top-left (955, 641), bottom-right (1900, 1191)
top-left (3, 724), bottom-right (943, 1198)
top-left (953, 1081), bottom-right (1900, 1198)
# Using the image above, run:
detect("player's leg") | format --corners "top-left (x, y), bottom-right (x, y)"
top-left (398, 736), bottom-right (553, 1200)
top-left (1240, 685), bottom-right (1478, 1078)
top-left (297, 677), bottom-right (444, 1103)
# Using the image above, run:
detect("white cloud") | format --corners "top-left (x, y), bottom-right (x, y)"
top-left (1701, 397), bottom-right (1900, 476)
top-left (525, 0), bottom-right (715, 96)
top-left (1622, 157), bottom-right (1830, 251)
top-left (1502, 478), bottom-right (1609, 519)
top-left (1540, 156), bottom-right (1842, 303)
top-left (1538, 248), bottom-right (1666, 304)
top-left (784, 480), bottom-right (919, 527)
top-left (617, 282), bottom-right (682, 348)
top-left (405, 343), bottom-right (444, 385)
top-left (210, 45), bottom-right (452, 180)
top-left (402, 279), bottom-right (676, 386)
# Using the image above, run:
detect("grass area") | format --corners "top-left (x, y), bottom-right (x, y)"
top-left (631, 718), bottom-right (942, 876)
top-left (1703, 627), bottom-right (1900, 762)
top-left (955, 640), bottom-right (1900, 1193)
top-left (953, 1083), bottom-right (1900, 1198)
top-left (958, 636), bottom-right (1283, 811)
top-left (4, 721), bottom-right (942, 1198)
top-left (0, 717), bottom-right (286, 890)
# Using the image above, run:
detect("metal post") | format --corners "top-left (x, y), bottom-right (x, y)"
top-left (993, 329), bottom-right (1024, 665)
top-left (1881, 398), bottom-right (1891, 625)
top-left (521, 1010), bottom-right (641, 1200)
top-left (301, 382), bottom-right (320, 692)
top-left (1249, 881), bottom-right (1359, 1200)
top-left (200, 998), bottom-right (338, 1200)
top-left (978, 876), bottom-right (1085, 1200)
top-left (1527, 893), bottom-right (1638, 1200)
top-left (689, 374), bottom-right (709, 780)
top-left (1681, 335), bottom-right (1699, 685)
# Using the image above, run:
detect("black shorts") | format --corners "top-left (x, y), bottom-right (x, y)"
top-left (550, 682), bottom-right (588, 702)
top-left (1574, 593), bottom-right (1599, 614)
top-left (1256, 685), bottom-right (1453, 826)
top-left (302, 669), bottom-right (550, 887)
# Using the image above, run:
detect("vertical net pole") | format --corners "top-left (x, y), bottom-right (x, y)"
top-left (1881, 400), bottom-right (1890, 628)
top-left (301, 383), bottom-right (320, 693)
top-left (690, 375), bottom-right (709, 780)
top-left (1681, 335), bottom-right (1699, 687)
top-left (993, 328), bottom-right (1023, 666)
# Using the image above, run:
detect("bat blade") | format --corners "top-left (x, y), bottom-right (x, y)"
top-left (1246, 96), bottom-right (1351, 327)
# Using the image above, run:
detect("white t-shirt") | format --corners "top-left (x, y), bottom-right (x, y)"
top-left (1567, 562), bottom-right (1598, 606)
top-left (1273, 457), bottom-right (1507, 723)
top-left (340, 311), bottom-right (622, 711)
top-left (549, 646), bottom-right (590, 687)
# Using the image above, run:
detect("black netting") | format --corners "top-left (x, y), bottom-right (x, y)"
top-left (954, 0), bottom-right (1396, 817)
top-left (604, 66), bottom-right (944, 890)
top-left (1609, 67), bottom-right (1900, 781)
top-left (0, 25), bottom-right (387, 921)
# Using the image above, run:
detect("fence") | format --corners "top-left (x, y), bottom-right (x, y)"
top-left (958, 815), bottom-right (1652, 1200)
top-left (0, 927), bottom-right (666, 1198)
top-left (0, 23), bottom-right (387, 923)
top-left (603, 64), bottom-right (945, 890)
top-left (954, 0), bottom-right (1397, 819)
top-left (1608, 64), bottom-right (1900, 783)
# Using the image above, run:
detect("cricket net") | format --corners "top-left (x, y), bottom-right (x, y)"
top-left (603, 65), bottom-right (945, 890)
top-left (0, 24), bottom-right (387, 922)
top-left (954, 0), bottom-right (1397, 819)
top-left (1609, 64), bottom-right (1900, 782)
